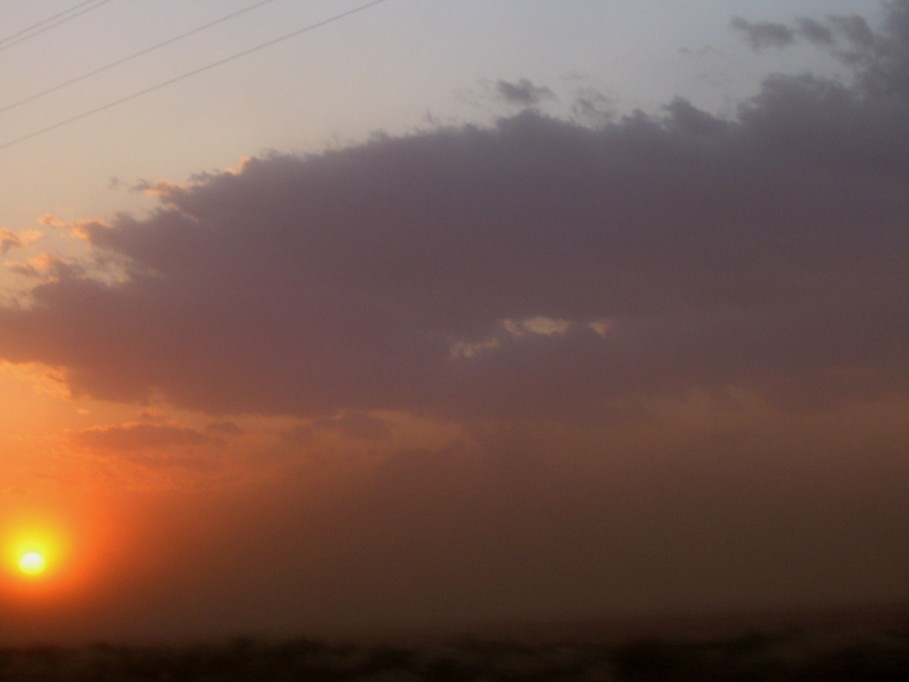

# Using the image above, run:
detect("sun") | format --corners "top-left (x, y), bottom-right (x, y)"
top-left (2, 513), bottom-right (84, 592)
top-left (18, 551), bottom-right (47, 576)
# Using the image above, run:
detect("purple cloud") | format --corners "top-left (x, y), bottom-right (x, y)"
top-left (1, 3), bottom-right (908, 424)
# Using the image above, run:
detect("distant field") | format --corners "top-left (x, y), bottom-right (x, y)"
top-left (1, 607), bottom-right (907, 680)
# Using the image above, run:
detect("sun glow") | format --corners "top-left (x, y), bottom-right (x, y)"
top-left (3, 519), bottom-right (67, 586)
top-left (18, 551), bottom-right (46, 576)
top-left (7, 539), bottom-right (57, 582)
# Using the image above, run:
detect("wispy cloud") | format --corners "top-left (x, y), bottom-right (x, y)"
top-left (494, 78), bottom-right (556, 106)
top-left (73, 421), bottom-right (220, 453)
top-left (0, 227), bottom-right (39, 253)
top-left (731, 17), bottom-right (796, 50)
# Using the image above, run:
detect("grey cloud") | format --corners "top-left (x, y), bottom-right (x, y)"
top-left (494, 78), bottom-right (555, 106)
top-left (731, 17), bottom-right (796, 49)
top-left (571, 87), bottom-right (614, 123)
top-left (795, 17), bottom-right (834, 45)
top-left (733, 8), bottom-right (886, 62)
top-left (829, 14), bottom-right (876, 48)
top-left (663, 97), bottom-right (727, 135)
top-left (1, 2), bottom-right (908, 423)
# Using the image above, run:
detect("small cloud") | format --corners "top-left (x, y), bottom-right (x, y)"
top-left (494, 78), bottom-right (556, 107)
top-left (0, 361), bottom-right (68, 398)
top-left (281, 424), bottom-right (316, 446)
top-left (0, 228), bottom-right (36, 253)
top-left (314, 411), bottom-right (392, 441)
top-left (571, 87), bottom-right (614, 123)
top-left (448, 316), bottom-right (574, 364)
top-left (73, 422), bottom-right (218, 453)
top-left (137, 408), bottom-right (168, 421)
top-left (731, 17), bottom-right (796, 50)
top-left (678, 45), bottom-right (724, 59)
top-left (37, 213), bottom-right (66, 228)
top-left (131, 178), bottom-right (187, 201)
top-left (588, 319), bottom-right (611, 338)
top-left (449, 337), bottom-right (500, 361)
top-left (225, 157), bottom-right (253, 176)
top-left (664, 97), bottom-right (727, 135)
top-left (65, 218), bottom-right (111, 241)
top-left (828, 14), bottom-right (875, 49)
top-left (6, 253), bottom-right (83, 280)
top-left (733, 12), bottom-right (877, 58)
top-left (503, 317), bottom-right (570, 338)
top-left (206, 421), bottom-right (245, 437)
top-left (795, 17), bottom-right (834, 45)
top-left (0, 235), bottom-right (20, 253)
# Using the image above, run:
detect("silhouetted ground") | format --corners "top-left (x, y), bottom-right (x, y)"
top-left (1, 621), bottom-right (908, 681)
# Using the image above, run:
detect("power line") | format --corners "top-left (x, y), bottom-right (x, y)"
top-left (1, 0), bottom-right (280, 116)
top-left (0, 0), bottom-right (98, 45)
top-left (0, 0), bottom-right (391, 153)
top-left (0, 0), bottom-right (114, 53)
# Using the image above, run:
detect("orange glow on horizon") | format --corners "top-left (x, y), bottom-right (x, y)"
top-left (0, 498), bottom-right (132, 612)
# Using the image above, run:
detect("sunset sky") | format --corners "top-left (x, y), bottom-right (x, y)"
top-left (1, 0), bottom-right (907, 644)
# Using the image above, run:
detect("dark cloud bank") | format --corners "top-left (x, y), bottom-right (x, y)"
top-left (2, 3), bottom-right (908, 423)
top-left (3, 3), bottom-right (909, 640)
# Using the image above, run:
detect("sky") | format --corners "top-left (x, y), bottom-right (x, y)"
top-left (0, 0), bottom-right (907, 644)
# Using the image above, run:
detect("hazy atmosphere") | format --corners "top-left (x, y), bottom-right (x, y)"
top-left (0, 0), bottom-right (907, 646)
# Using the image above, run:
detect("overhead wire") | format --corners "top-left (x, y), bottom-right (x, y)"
top-left (0, 0), bottom-right (392, 153)
top-left (0, 0), bottom-right (114, 53)
top-left (0, 0), bottom-right (280, 116)
top-left (0, 0), bottom-right (99, 45)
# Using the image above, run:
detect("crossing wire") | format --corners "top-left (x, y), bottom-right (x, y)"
top-left (0, 0), bottom-right (114, 52)
top-left (0, 0), bottom-right (391, 152)
top-left (0, 0), bottom-right (98, 45)
top-left (0, 0), bottom-right (280, 115)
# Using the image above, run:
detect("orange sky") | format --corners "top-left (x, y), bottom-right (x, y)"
top-left (1, 0), bottom-right (908, 645)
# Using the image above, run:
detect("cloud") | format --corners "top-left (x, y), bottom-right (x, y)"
top-left (494, 78), bottom-right (556, 106)
top-left (4, 4), bottom-right (908, 642)
top-left (0, 229), bottom-right (24, 253)
top-left (829, 14), bottom-right (876, 49)
top-left (730, 17), bottom-right (796, 50)
top-left (205, 420), bottom-right (245, 437)
top-left (0, 228), bottom-right (39, 253)
top-left (733, 7), bottom-right (884, 66)
top-left (795, 17), bottom-right (835, 45)
top-left (0, 2), bottom-right (908, 425)
top-left (73, 422), bottom-right (219, 453)
top-left (313, 411), bottom-right (392, 440)
top-left (5, 253), bottom-right (83, 280)
top-left (68, 422), bottom-right (228, 478)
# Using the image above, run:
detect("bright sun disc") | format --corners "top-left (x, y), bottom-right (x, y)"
top-left (18, 551), bottom-right (46, 576)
